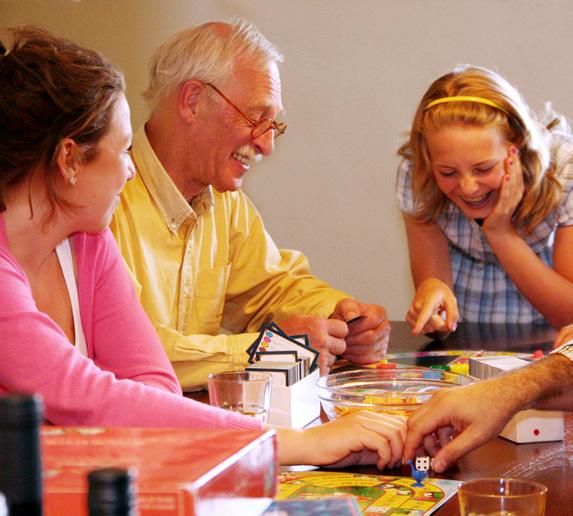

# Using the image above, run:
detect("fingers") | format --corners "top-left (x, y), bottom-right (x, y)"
top-left (317, 336), bottom-right (346, 374)
top-left (441, 292), bottom-right (459, 332)
top-left (553, 323), bottom-right (573, 348)
top-left (422, 433), bottom-right (440, 457)
top-left (318, 352), bottom-right (337, 376)
top-left (486, 146), bottom-right (523, 231)
top-left (350, 412), bottom-right (407, 468)
top-left (345, 322), bottom-right (390, 354)
top-left (437, 425), bottom-right (455, 448)
top-left (331, 298), bottom-right (361, 322)
top-left (403, 399), bottom-right (448, 461)
top-left (313, 411), bottom-right (406, 469)
top-left (431, 425), bottom-right (487, 473)
top-left (421, 425), bottom-right (455, 458)
top-left (403, 427), bottom-right (427, 462)
top-left (407, 279), bottom-right (457, 335)
top-left (411, 303), bottom-right (438, 335)
top-left (325, 318), bottom-right (350, 339)
top-left (340, 304), bottom-right (390, 364)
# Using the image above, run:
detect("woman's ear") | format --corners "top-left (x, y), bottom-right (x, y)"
top-left (178, 80), bottom-right (204, 124)
top-left (54, 138), bottom-right (81, 186)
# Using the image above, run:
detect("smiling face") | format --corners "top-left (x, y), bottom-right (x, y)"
top-left (192, 59), bottom-right (283, 194)
top-left (72, 94), bottom-right (134, 232)
top-left (426, 124), bottom-right (511, 219)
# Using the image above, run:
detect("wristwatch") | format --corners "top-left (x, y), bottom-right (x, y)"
top-left (550, 339), bottom-right (573, 362)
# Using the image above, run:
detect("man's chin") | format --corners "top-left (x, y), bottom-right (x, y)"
top-left (212, 179), bottom-right (243, 193)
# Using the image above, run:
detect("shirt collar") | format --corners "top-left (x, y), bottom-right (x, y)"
top-left (131, 126), bottom-right (213, 232)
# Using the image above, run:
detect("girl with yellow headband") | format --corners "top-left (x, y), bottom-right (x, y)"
top-left (396, 65), bottom-right (573, 334)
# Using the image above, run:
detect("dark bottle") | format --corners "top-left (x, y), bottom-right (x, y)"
top-left (0, 393), bottom-right (43, 516)
top-left (88, 468), bottom-right (137, 516)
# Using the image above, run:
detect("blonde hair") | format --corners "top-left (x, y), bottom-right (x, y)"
top-left (144, 19), bottom-right (283, 112)
top-left (398, 65), bottom-right (572, 234)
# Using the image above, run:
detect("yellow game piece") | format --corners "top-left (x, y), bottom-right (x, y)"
top-left (449, 363), bottom-right (470, 376)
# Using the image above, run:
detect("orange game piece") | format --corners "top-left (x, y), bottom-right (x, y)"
top-left (376, 363), bottom-right (398, 369)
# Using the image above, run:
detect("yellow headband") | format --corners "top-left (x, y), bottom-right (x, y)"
top-left (425, 96), bottom-right (509, 115)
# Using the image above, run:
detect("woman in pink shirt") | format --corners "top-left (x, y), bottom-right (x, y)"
top-left (0, 26), bottom-right (405, 469)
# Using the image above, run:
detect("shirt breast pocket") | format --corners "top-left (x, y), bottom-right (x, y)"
top-left (190, 264), bottom-right (231, 335)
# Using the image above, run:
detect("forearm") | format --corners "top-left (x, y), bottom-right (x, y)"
top-left (403, 216), bottom-right (453, 288)
top-left (486, 230), bottom-right (573, 327)
top-left (498, 354), bottom-right (573, 411)
top-left (272, 427), bottom-right (308, 465)
top-left (156, 327), bottom-right (256, 390)
top-left (228, 266), bottom-right (348, 331)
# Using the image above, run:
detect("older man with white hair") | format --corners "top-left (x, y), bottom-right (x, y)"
top-left (111, 20), bottom-right (390, 390)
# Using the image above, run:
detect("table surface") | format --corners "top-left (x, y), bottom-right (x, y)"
top-left (193, 321), bottom-right (572, 515)
top-left (338, 322), bottom-right (571, 516)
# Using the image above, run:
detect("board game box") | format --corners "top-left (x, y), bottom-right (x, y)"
top-left (42, 426), bottom-right (277, 516)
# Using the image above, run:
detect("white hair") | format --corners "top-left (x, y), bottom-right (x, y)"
top-left (143, 19), bottom-right (283, 112)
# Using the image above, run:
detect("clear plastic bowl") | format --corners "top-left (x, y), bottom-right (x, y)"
top-left (317, 367), bottom-right (474, 420)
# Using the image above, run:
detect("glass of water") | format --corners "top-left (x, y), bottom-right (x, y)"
top-left (207, 371), bottom-right (272, 422)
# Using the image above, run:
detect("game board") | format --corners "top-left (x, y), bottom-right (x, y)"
top-left (277, 471), bottom-right (460, 515)
top-left (371, 349), bottom-right (536, 371)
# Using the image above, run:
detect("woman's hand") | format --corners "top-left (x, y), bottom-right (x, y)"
top-left (483, 146), bottom-right (524, 237)
top-left (406, 278), bottom-right (458, 335)
top-left (274, 411), bottom-right (406, 469)
top-left (553, 323), bottom-right (573, 349)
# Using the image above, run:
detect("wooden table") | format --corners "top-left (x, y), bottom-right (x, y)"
top-left (341, 321), bottom-right (571, 515)
top-left (191, 322), bottom-right (571, 514)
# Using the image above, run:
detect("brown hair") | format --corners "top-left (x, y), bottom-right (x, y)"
top-left (0, 26), bottom-right (125, 213)
top-left (398, 65), bottom-right (571, 234)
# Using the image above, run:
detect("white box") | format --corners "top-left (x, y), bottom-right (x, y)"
top-left (500, 409), bottom-right (564, 443)
top-left (267, 369), bottom-right (320, 428)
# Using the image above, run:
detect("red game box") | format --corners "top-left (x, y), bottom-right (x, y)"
top-left (42, 426), bottom-right (277, 515)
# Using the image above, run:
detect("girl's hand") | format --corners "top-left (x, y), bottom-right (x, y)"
top-left (553, 323), bottom-right (573, 349)
top-left (483, 146), bottom-right (524, 236)
top-left (406, 278), bottom-right (458, 335)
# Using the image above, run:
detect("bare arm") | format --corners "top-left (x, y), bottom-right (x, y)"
top-left (403, 215), bottom-right (459, 334)
top-left (271, 411), bottom-right (406, 469)
top-left (404, 215), bottom-right (452, 287)
top-left (485, 225), bottom-right (573, 328)
top-left (483, 152), bottom-right (573, 329)
top-left (403, 353), bottom-right (573, 472)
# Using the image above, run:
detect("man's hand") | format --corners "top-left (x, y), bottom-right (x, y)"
top-left (330, 298), bottom-right (391, 364)
top-left (274, 411), bottom-right (406, 469)
top-left (406, 278), bottom-right (458, 336)
top-left (279, 314), bottom-right (348, 375)
top-left (403, 379), bottom-right (520, 472)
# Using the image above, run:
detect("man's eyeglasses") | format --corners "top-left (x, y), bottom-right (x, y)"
top-left (206, 83), bottom-right (287, 139)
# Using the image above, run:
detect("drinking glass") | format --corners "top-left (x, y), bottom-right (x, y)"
top-left (207, 371), bottom-right (272, 423)
top-left (458, 478), bottom-right (547, 516)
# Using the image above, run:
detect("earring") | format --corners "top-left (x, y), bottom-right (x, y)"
top-left (67, 175), bottom-right (77, 186)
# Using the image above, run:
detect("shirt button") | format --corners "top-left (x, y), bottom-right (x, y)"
top-left (170, 223), bottom-right (177, 231)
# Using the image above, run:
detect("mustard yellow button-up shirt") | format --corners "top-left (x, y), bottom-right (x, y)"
top-left (110, 127), bottom-right (349, 390)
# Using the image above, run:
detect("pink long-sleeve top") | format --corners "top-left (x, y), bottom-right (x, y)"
top-left (0, 216), bottom-right (259, 430)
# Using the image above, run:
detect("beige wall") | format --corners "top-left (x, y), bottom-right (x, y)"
top-left (3, 0), bottom-right (573, 319)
